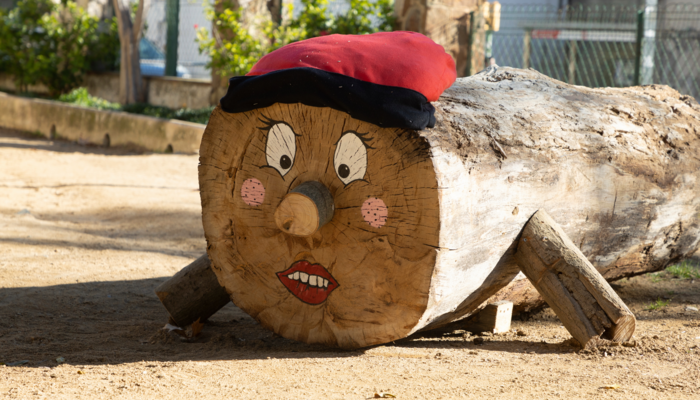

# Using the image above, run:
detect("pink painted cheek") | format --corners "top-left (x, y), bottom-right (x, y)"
top-left (241, 178), bottom-right (265, 206)
top-left (361, 197), bottom-right (388, 228)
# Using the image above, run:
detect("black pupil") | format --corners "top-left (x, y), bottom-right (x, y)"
top-left (338, 164), bottom-right (350, 179)
top-left (280, 155), bottom-right (291, 169)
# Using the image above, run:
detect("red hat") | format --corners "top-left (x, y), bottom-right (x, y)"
top-left (220, 31), bottom-right (457, 130)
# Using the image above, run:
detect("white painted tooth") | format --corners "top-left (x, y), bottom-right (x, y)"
top-left (309, 275), bottom-right (317, 286)
top-left (287, 274), bottom-right (294, 279)
top-left (293, 271), bottom-right (300, 280)
top-left (300, 272), bottom-right (309, 283)
top-left (323, 279), bottom-right (329, 288)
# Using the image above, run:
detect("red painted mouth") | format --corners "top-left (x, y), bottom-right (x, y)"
top-left (277, 260), bottom-right (339, 305)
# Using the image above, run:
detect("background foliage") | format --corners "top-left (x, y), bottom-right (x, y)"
top-left (0, 0), bottom-right (119, 96)
top-left (196, 0), bottom-right (395, 78)
top-left (58, 87), bottom-right (215, 125)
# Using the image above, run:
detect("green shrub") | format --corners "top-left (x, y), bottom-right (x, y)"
top-left (0, 0), bottom-right (54, 93)
top-left (0, 0), bottom-right (119, 96)
top-left (58, 87), bottom-right (120, 110)
top-left (59, 87), bottom-right (215, 124)
top-left (197, 0), bottom-right (394, 79)
top-left (89, 17), bottom-right (120, 73)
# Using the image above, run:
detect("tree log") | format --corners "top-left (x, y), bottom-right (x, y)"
top-left (515, 210), bottom-right (635, 347)
top-left (155, 254), bottom-right (230, 327)
top-left (198, 66), bottom-right (700, 348)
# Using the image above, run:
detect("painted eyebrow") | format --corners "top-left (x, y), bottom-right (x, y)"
top-left (336, 130), bottom-right (375, 150)
top-left (257, 115), bottom-right (301, 136)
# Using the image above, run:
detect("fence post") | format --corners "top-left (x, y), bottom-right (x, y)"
top-left (522, 30), bottom-right (532, 69)
top-left (634, 3), bottom-right (657, 85)
top-left (466, 10), bottom-right (486, 76)
top-left (568, 40), bottom-right (577, 84)
top-left (165, 0), bottom-right (180, 77)
top-left (634, 11), bottom-right (644, 85)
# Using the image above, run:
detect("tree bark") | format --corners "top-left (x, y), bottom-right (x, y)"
top-left (417, 66), bottom-right (700, 332)
top-left (197, 66), bottom-right (700, 348)
top-left (112, 0), bottom-right (147, 105)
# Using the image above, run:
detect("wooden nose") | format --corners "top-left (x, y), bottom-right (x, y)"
top-left (274, 181), bottom-right (334, 237)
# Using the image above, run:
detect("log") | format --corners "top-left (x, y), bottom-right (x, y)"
top-left (155, 254), bottom-right (230, 327)
top-left (515, 210), bottom-right (635, 347)
top-left (197, 67), bottom-right (700, 348)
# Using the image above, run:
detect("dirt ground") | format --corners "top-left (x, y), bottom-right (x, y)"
top-left (1, 128), bottom-right (699, 400)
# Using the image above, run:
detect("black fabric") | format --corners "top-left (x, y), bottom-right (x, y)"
top-left (220, 67), bottom-right (436, 130)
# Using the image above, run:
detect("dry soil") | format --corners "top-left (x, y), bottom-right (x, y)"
top-left (1, 129), bottom-right (699, 399)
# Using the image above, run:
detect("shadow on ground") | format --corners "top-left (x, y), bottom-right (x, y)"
top-left (2, 267), bottom-right (698, 368)
top-left (0, 278), bottom-right (355, 367)
top-left (0, 127), bottom-right (157, 156)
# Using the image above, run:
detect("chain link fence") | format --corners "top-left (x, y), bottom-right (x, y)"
top-left (492, 3), bottom-right (700, 101)
top-left (143, 0), bottom-right (211, 79)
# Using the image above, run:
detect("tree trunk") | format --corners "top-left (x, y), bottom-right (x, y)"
top-left (112, 0), bottom-right (147, 105)
top-left (197, 66), bottom-right (700, 348)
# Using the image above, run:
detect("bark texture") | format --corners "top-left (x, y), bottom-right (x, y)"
top-left (417, 66), bottom-right (700, 332)
top-left (112, 0), bottom-right (147, 105)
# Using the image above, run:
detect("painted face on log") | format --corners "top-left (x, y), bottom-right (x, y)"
top-left (200, 103), bottom-right (440, 348)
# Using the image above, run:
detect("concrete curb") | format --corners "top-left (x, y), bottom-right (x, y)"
top-left (0, 92), bottom-right (206, 153)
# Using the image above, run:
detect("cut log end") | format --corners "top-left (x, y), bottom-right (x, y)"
top-left (515, 210), bottom-right (636, 347)
top-left (603, 315), bottom-right (636, 343)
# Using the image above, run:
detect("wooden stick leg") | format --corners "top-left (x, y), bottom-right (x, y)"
top-left (155, 254), bottom-right (231, 327)
top-left (515, 210), bottom-right (636, 348)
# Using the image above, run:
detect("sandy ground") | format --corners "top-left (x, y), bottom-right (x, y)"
top-left (1, 128), bottom-right (699, 400)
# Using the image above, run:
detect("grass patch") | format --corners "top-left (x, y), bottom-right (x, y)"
top-left (645, 297), bottom-right (671, 311)
top-left (57, 88), bottom-right (214, 124)
top-left (646, 260), bottom-right (700, 282)
top-left (665, 260), bottom-right (700, 280)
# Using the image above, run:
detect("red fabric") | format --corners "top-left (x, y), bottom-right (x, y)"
top-left (247, 31), bottom-right (456, 102)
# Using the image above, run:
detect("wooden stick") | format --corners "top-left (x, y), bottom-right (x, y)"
top-left (155, 254), bottom-right (230, 327)
top-left (515, 210), bottom-right (636, 347)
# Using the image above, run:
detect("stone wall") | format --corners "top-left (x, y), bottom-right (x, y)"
top-left (0, 92), bottom-right (205, 153)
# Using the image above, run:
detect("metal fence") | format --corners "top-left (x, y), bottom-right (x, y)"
top-left (144, 0), bottom-right (211, 79)
top-left (492, 3), bottom-right (700, 101)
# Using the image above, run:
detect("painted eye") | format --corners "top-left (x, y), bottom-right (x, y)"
top-left (265, 123), bottom-right (296, 177)
top-left (334, 132), bottom-right (367, 186)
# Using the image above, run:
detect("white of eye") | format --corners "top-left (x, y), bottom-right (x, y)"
top-left (265, 123), bottom-right (296, 177)
top-left (334, 132), bottom-right (367, 185)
